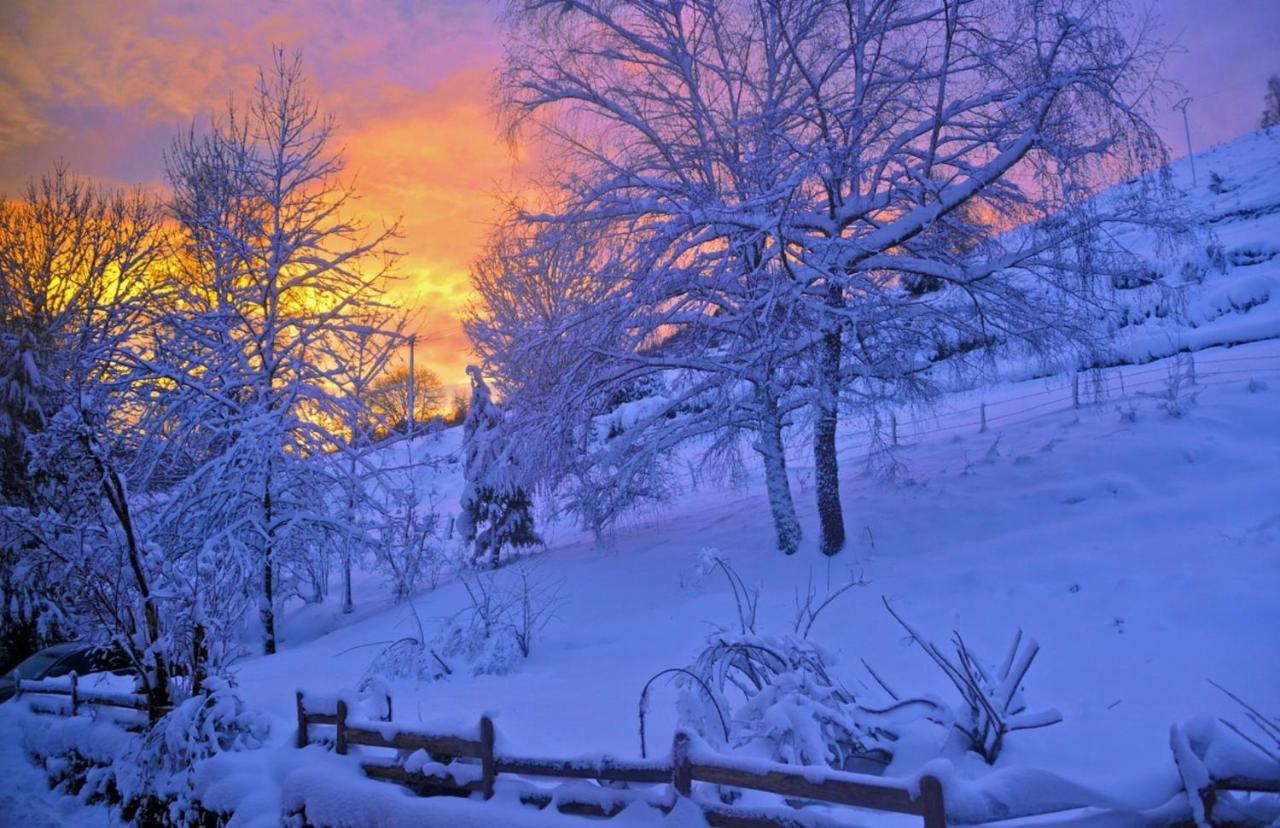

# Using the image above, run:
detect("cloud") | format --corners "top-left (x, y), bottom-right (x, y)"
top-left (7, 0), bottom-right (1270, 382)
top-left (0, 0), bottom-right (520, 383)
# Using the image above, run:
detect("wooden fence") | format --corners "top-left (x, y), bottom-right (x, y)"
top-left (14, 674), bottom-right (150, 718)
top-left (296, 690), bottom-right (945, 827)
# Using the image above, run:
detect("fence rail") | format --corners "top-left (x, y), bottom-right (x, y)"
top-left (14, 674), bottom-right (149, 714)
top-left (295, 690), bottom-right (945, 827)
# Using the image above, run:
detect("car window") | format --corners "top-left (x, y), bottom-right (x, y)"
top-left (44, 656), bottom-right (73, 678)
top-left (61, 651), bottom-right (99, 676)
top-left (11, 651), bottom-right (61, 679)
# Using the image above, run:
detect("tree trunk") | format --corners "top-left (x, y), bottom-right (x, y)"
top-left (85, 425), bottom-right (171, 714)
top-left (755, 387), bottom-right (801, 555)
top-left (342, 556), bottom-right (353, 614)
top-left (262, 552), bottom-right (276, 654)
top-left (191, 623), bottom-right (207, 697)
top-left (261, 468), bottom-right (277, 655)
top-left (814, 287), bottom-right (846, 556)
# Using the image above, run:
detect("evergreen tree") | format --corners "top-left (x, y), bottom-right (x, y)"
top-left (1261, 74), bottom-right (1280, 130)
top-left (458, 366), bottom-right (541, 568)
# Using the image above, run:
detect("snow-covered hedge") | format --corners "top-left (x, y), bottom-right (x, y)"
top-left (10, 679), bottom-right (267, 827)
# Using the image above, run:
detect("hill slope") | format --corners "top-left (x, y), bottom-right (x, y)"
top-left (3, 131), bottom-right (1279, 827)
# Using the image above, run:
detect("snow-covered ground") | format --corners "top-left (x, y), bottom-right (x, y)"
top-left (201, 339), bottom-right (1276, 823)
top-left (3, 130), bottom-right (1278, 826)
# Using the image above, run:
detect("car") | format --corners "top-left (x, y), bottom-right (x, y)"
top-left (0, 643), bottom-right (132, 703)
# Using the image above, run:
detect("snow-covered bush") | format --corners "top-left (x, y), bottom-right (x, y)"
top-left (375, 485), bottom-right (446, 601)
top-left (1170, 696), bottom-right (1280, 828)
top-left (652, 555), bottom-right (897, 770)
top-left (116, 678), bottom-right (269, 827)
top-left (1178, 241), bottom-right (1228, 284)
top-left (14, 680), bottom-right (266, 826)
top-left (368, 562), bottom-right (561, 681)
top-left (881, 599), bottom-right (1062, 764)
top-left (17, 709), bottom-right (136, 806)
top-left (680, 632), bottom-right (897, 771)
top-left (1207, 170), bottom-right (1232, 195)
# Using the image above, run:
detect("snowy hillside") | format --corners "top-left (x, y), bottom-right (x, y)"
top-left (4, 131), bottom-right (1279, 827)
top-left (1109, 128), bottom-right (1280, 361)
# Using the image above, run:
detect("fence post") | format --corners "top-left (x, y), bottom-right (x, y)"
top-left (1072, 372), bottom-right (1080, 409)
top-left (385, 692), bottom-right (393, 723)
top-left (891, 412), bottom-right (899, 446)
top-left (69, 671), bottom-right (78, 716)
top-left (979, 402), bottom-right (987, 432)
top-left (335, 699), bottom-right (349, 756)
top-left (672, 731), bottom-right (692, 797)
top-left (1187, 352), bottom-right (1196, 386)
top-left (479, 715), bottom-right (496, 800)
top-left (296, 691), bottom-right (309, 748)
top-left (919, 775), bottom-right (945, 828)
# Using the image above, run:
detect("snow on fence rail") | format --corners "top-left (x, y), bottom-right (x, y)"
top-left (13, 673), bottom-right (150, 721)
top-left (295, 690), bottom-right (946, 827)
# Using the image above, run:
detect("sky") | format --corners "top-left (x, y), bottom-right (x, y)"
top-left (1, 0), bottom-right (1277, 386)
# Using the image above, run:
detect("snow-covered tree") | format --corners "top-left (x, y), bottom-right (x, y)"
top-left (466, 218), bottom-right (683, 545)
top-left (457, 365), bottom-right (542, 568)
top-left (497, 0), bottom-right (1170, 555)
top-left (157, 48), bottom-right (400, 654)
top-left (0, 167), bottom-right (164, 670)
top-left (321, 313), bottom-right (406, 613)
top-left (0, 166), bottom-right (164, 503)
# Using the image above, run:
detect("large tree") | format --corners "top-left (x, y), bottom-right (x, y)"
top-left (0, 168), bottom-right (166, 674)
top-left (495, 0), bottom-right (1167, 555)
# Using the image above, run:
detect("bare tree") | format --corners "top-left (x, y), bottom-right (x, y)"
top-left (0, 167), bottom-right (166, 676)
top-left (322, 312), bottom-right (406, 613)
top-left (497, 0), bottom-right (1169, 555)
top-left (367, 364), bottom-right (447, 436)
top-left (159, 48), bottom-right (400, 654)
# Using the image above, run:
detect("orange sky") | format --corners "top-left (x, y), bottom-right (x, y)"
top-left (1, 0), bottom-right (1277, 385)
top-left (0, 0), bottom-right (532, 387)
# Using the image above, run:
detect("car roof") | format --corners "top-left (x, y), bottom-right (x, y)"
top-left (39, 643), bottom-right (89, 656)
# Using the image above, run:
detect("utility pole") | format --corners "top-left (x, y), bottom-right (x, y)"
top-left (1174, 97), bottom-right (1196, 187)
top-left (407, 333), bottom-right (416, 439)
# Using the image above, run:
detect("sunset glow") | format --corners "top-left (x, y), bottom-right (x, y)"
top-left (1, 0), bottom-right (1275, 384)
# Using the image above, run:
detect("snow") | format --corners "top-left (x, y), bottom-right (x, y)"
top-left (3, 129), bottom-right (1279, 825)
top-left (180, 329), bottom-right (1277, 824)
top-left (0, 707), bottom-right (132, 827)
top-left (279, 761), bottom-right (682, 828)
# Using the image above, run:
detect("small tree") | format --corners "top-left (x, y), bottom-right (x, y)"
top-left (466, 219), bottom-right (679, 546)
top-left (442, 392), bottom-right (469, 427)
top-left (1262, 74), bottom-right (1280, 130)
top-left (457, 366), bottom-right (541, 568)
top-left (322, 313), bottom-right (406, 612)
top-left (160, 48), bottom-right (399, 654)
